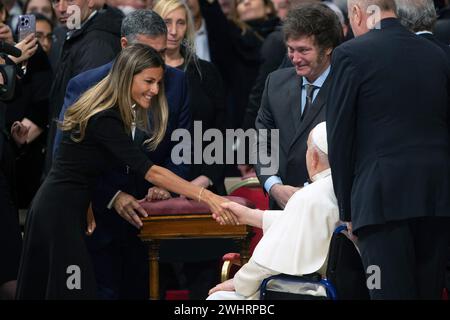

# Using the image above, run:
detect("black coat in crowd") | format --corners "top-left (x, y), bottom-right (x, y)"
top-left (241, 28), bottom-right (287, 130)
top-left (0, 101), bottom-right (22, 288)
top-left (435, 6), bottom-right (450, 44)
top-left (327, 18), bottom-right (450, 299)
top-left (44, 6), bottom-right (123, 174)
top-left (199, 0), bottom-right (279, 129)
top-left (5, 46), bottom-right (53, 208)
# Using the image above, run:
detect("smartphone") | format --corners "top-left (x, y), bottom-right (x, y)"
top-left (18, 14), bottom-right (36, 42)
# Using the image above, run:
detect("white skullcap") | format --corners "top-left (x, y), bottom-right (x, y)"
top-left (311, 122), bottom-right (328, 155)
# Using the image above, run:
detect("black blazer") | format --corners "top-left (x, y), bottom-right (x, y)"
top-left (254, 67), bottom-right (329, 209)
top-left (327, 18), bottom-right (450, 231)
top-left (435, 7), bottom-right (450, 44)
top-left (419, 32), bottom-right (450, 61)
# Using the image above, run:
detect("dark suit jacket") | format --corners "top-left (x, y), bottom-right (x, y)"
top-left (45, 8), bottom-right (123, 174)
top-left (254, 67), bottom-right (329, 209)
top-left (435, 7), bottom-right (450, 45)
top-left (327, 18), bottom-right (450, 232)
top-left (419, 32), bottom-right (450, 61)
top-left (54, 61), bottom-right (191, 248)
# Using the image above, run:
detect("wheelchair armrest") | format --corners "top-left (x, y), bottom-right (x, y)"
top-left (259, 273), bottom-right (330, 300)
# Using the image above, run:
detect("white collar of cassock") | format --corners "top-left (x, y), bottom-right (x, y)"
top-left (311, 168), bottom-right (331, 182)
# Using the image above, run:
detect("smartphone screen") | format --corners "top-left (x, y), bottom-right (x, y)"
top-left (18, 14), bottom-right (36, 42)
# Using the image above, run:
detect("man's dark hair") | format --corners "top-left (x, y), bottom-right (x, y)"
top-left (121, 10), bottom-right (168, 43)
top-left (283, 3), bottom-right (343, 51)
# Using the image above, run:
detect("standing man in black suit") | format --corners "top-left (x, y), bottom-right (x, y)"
top-left (396, 0), bottom-right (450, 295)
top-left (327, 0), bottom-right (450, 299)
top-left (434, 0), bottom-right (450, 44)
top-left (254, 3), bottom-right (343, 209)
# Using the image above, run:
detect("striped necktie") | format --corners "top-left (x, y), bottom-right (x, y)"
top-left (301, 84), bottom-right (318, 121)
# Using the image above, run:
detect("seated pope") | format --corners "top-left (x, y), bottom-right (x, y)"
top-left (207, 122), bottom-right (341, 300)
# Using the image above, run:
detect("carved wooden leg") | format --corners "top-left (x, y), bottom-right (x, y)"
top-left (233, 234), bottom-right (251, 267)
top-left (148, 240), bottom-right (160, 300)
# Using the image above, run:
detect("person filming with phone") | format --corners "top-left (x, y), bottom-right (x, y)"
top-left (0, 2), bottom-right (52, 300)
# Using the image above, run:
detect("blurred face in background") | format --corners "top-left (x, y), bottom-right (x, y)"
top-left (235, 0), bottom-right (270, 22)
top-left (122, 0), bottom-right (145, 9)
top-left (271, 0), bottom-right (288, 20)
top-left (26, 0), bottom-right (54, 20)
top-left (185, 0), bottom-right (200, 20)
top-left (218, 0), bottom-right (235, 17)
top-left (52, 0), bottom-right (94, 26)
top-left (36, 19), bottom-right (53, 53)
top-left (0, 7), bottom-right (7, 23)
top-left (164, 7), bottom-right (187, 52)
top-left (145, 0), bottom-right (153, 8)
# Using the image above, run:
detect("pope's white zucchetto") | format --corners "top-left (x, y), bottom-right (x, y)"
top-left (311, 122), bottom-right (328, 155)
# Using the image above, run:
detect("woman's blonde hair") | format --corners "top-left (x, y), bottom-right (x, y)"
top-left (60, 44), bottom-right (169, 151)
top-left (153, 0), bottom-right (198, 71)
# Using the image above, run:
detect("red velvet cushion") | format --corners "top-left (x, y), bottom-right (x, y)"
top-left (140, 196), bottom-right (255, 216)
top-left (165, 290), bottom-right (190, 300)
top-left (222, 252), bottom-right (241, 262)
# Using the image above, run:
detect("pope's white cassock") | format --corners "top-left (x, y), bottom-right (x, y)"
top-left (208, 168), bottom-right (340, 300)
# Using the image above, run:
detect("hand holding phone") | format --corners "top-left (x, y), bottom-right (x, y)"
top-left (10, 34), bottom-right (38, 64)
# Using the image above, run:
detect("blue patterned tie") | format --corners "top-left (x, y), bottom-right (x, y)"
top-left (301, 84), bottom-right (318, 121)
